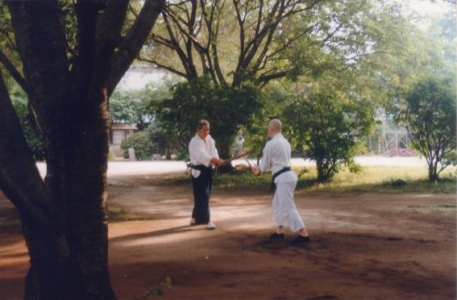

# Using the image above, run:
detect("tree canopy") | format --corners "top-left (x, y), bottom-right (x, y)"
top-left (395, 76), bottom-right (456, 182)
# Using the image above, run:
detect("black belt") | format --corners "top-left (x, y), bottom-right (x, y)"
top-left (191, 164), bottom-right (212, 172)
top-left (270, 167), bottom-right (291, 194)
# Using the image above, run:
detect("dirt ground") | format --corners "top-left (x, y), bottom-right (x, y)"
top-left (0, 174), bottom-right (456, 300)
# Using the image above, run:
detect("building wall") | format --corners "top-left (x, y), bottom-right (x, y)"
top-left (109, 123), bottom-right (137, 157)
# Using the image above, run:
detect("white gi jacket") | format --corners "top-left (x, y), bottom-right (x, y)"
top-left (259, 133), bottom-right (297, 183)
top-left (188, 133), bottom-right (219, 178)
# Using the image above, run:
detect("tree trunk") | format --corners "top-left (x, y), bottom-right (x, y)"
top-left (216, 141), bottom-right (234, 174)
top-left (428, 165), bottom-right (439, 182)
top-left (0, 68), bottom-right (85, 299)
top-left (316, 160), bottom-right (325, 182)
top-left (2, 0), bottom-right (164, 298)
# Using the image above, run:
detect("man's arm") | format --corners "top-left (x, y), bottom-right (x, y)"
top-left (251, 143), bottom-right (270, 175)
top-left (209, 136), bottom-right (225, 167)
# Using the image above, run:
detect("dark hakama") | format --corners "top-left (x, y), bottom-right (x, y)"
top-left (191, 165), bottom-right (213, 224)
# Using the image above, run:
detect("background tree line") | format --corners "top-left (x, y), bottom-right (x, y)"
top-left (113, 0), bottom-right (455, 182)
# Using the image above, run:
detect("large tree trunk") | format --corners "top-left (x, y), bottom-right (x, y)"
top-left (6, 1), bottom-right (115, 298)
top-left (1, 0), bottom-right (165, 298)
top-left (0, 69), bottom-right (78, 299)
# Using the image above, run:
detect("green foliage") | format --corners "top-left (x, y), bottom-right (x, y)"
top-left (10, 92), bottom-right (44, 161)
top-left (109, 93), bottom-right (148, 128)
top-left (242, 81), bottom-right (290, 162)
top-left (395, 75), bottom-right (456, 182)
top-left (283, 87), bottom-right (374, 182)
top-left (382, 178), bottom-right (407, 188)
top-left (132, 277), bottom-right (174, 300)
top-left (120, 131), bottom-right (155, 160)
top-left (110, 82), bottom-right (171, 131)
top-left (213, 171), bottom-right (271, 189)
top-left (146, 120), bottom-right (176, 159)
top-left (432, 9), bottom-right (456, 64)
top-left (149, 77), bottom-right (262, 158)
top-left (144, 0), bottom-right (416, 90)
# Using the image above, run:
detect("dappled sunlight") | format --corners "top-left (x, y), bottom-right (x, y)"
top-left (211, 205), bottom-right (273, 230)
top-left (110, 224), bottom-right (206, 248)
top-left (108, 218), bottom-right (219, 252)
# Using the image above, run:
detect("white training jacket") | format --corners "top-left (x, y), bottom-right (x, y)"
top-left (259, 132), bottom-right (297, 183)
top-left (188, 133), bottom-right (219, 178)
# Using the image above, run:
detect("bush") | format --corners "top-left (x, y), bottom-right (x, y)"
top-left (283, 89), bottom-right (374, 182)
top-left (120, 131), bottom-right (154, 160)
top-left (395, 76), bottom-right (456, 182)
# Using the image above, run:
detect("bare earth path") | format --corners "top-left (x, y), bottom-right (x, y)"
top-left (0, 161), bottom-right (455, 299)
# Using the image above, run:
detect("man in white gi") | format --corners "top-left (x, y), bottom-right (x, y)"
top-left (251, 119), bottom-right (310, 244)
top-left (188, 120), bottom-right (225, 230)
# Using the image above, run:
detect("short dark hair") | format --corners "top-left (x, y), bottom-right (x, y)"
top-left (196, 119), bottom-right (210, 130)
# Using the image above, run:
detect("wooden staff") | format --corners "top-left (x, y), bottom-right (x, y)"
top-left (222, 150), bottom-right (253, 163)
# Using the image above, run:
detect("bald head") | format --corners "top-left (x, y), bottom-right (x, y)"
top-left (267, 119), bottom-right (282, 138)
top-left (268, 119), bottom-right (282, 131)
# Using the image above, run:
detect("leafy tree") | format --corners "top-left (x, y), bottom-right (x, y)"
top-left (121, 130), bottom-right (155, 160)
top-left (147, 119), bottom-right (178, 159)
top-left (241, 80), bottom-right (291, 162)
top-left (395, 76), bottom-right (456, 182)
top-left (150, 77), bottom-right (261, 161)
top-left (143, 0), bottom-right (405, 87)
top-left (110, 82), bottom-right (171, 130)
top-left (109, 92), bottom-right (151, 129)
top-left (143, 0), bottom-right (323, 86)
top-left (283, 83), bottom-right (375, 182)
top-left (141, 0), bottom-right (421, 170)
top-left (0, 0), bottom-right (164, 298)
top-left (429, 8), bottom-right (456, 66)
top-left (357, 1), bottom-right (455, 92)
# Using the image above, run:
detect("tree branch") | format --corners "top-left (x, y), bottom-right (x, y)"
top-left (107, 0), bottom-right (166, 96)
top-left (138, 56), bottom-right (188, 78)
top-left (161, 10), bottom-right (195, 79)
top-left (257, 70), bottom-right (287, 83)
top-left (7, 1), bottom-right (70, 137)
top-left (0, 68), bottom-right (73, 299)
top-left (0, 50), bottom-right (29, 94)
top-left (94, 0), bottom-right (129, 85)
top-left (73, 1), bottom-right (103, 102)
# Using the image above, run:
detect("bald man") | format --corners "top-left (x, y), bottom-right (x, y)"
top-left (251, 119), bottom-right (310, 244)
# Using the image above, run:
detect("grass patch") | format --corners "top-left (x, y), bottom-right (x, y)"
top-left (143, 166), bottom-right (456, 194)
top-left (131, 174), bottom-right (190, 186)
top-left (311, 166), bottom-right (456, 193)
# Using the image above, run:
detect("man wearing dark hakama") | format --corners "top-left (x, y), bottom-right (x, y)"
top-left (188, 120), bottom-right (224, 230)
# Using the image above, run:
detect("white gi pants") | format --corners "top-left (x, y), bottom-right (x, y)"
top-left (273, 171), bottom-right (305, 232)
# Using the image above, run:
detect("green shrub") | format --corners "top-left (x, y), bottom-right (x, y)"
top-left (175, 150), bottom-right (189, 161)
top-left (121, 131), bottom-right (154, 160)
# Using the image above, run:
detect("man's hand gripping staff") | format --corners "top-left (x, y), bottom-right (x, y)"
top-left (210, 157), bottom-right (226, 168)
top-left (212, 150), bottom-right (263, 174)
